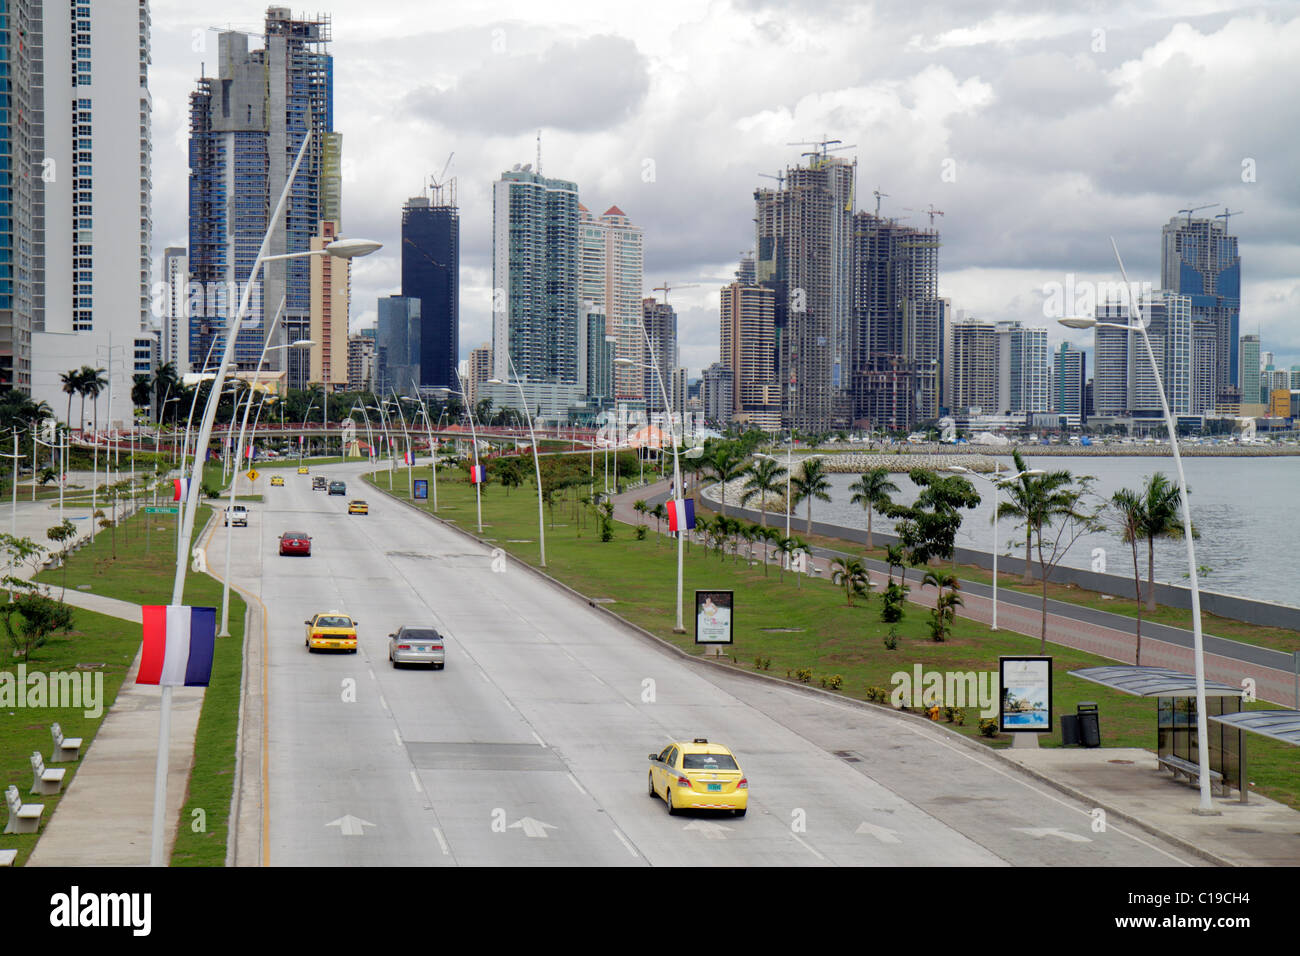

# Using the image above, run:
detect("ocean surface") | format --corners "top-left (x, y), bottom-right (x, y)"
top-left (791, 455), bottom-right (1300, 609)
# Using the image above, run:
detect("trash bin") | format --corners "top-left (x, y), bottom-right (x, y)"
top-left (1076, 701), bottom-right (1100, 748)
top-left (1060, 713), bottom-right (1080, 746)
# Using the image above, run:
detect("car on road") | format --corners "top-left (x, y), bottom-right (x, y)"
top-left (279, 531), bottom-right (312, 556)
top-left (388, 625), bottom-right (445, 668)
top-left (305, 611), bottom-right (358, 653)
top-left (648, 738), bottom-right (747, 816)
top-left (348, 499), bottom-right (368, 515)
top-left (312, 476), bottom-right (327, 491)
top-left (298, 465), bottom-right (309, 475)
top-left (270, 475), bottom-right (284, 487)
top-left (328, 480), bottom-right (346, 496)
top-left (224, 504), bottom-right (248, 527)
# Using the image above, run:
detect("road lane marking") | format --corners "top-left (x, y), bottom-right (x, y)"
top-left (791, 832), bottom-right (827, 861)
top-left (590, 673), bottom-right (605, 687)
top-left (856, 821), bottom-right (902, 844)
top-left (368, 669), bottom-right (375, 680)
top-left (479, 670), bottom-right (491, 684)
top-left (379, 694), bottom-right (389, 711)
top-left (624, 700), bottom-right (637, 712)
top-left (531, 731), bottom-right (546, 747)
top-left (502, 698), bottom-right (517, 713)
top-left (410, 770), bottom-right (423, 794)
top-left (432, 827), bottom-right (449, 855)
top-left (613, 828), bottom-right (639, 858)
top-left (392, 729), bottom-right (402, 746)
top-left (567, 773), bottom-right (588, 797)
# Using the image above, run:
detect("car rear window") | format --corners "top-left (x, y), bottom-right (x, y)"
top-left (316, 616), bottom-right (352, 627)
top-left (682, 753), bottom-right (738, 771)
top-left (401, 629), bottom-right (439, 640)
top-left (284, 532), bottom-right (308, 539)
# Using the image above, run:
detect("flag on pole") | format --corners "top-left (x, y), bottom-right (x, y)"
top-left (298, 435), bottom-right (304, 444)
top-left (172, 478), bottom-right (189, 502)
top-left (667, 497), bottom-right (695, 532)
top-left (469, 464), bottom-right (485, 484)
top-left (137, 606), bottom-right (217, 687)
top-left (245, 445), bottom-right (255, 460)
top-left (404, 450), bottom-right (414, 465)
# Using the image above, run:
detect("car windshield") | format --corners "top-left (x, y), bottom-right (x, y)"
top-left (682, 753), bottom-right (738, 771)
top-left (316, 616), bottom-right (352, 627)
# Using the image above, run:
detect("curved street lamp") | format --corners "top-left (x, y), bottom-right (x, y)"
top-left (487, 361), bottom-right (547, 568)
top-left (1057, 237), bottom-right (1214, 814)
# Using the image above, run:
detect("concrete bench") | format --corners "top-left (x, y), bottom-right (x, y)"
top-left (1158, 754), bottom-right (1229, 796)
top-left (0, 849), bottom-right (16, 866)
top-left (4, 785), bottom-right (42, 834)
top-left (30, 752), bottom-right (66, 796)
top-left (51, 723), bottom-right (81, 763)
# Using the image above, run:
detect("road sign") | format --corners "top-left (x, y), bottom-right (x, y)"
top-left (144, 507), bottom-right (179, 514)
top-left (246, 469), bottom-right (259, 483)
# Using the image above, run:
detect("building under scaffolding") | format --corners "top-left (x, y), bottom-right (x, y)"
top-left (850, 212), bottom-right (942, 432)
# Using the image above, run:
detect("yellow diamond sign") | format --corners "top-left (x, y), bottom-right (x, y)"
top-left (246, 469), bottom-right (259, 483)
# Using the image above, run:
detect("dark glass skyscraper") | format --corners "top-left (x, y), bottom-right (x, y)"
top-left (1161, 215), bottom-right (1240, 400)
top-left (401, 195), bottom-right (458, 389)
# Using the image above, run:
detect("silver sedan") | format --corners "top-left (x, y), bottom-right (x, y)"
top-left (388, 626), bottom-right (446, 669)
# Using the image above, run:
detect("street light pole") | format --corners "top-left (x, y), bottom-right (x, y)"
top-left (488, 352), bottom-right (547, 567)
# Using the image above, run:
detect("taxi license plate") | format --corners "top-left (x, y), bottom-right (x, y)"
top-left (708, 783), bottom-right (722, 792)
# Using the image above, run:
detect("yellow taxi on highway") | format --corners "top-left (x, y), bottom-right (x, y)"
top-left (304, 612), bottom-right (358, 653)
top-left (648, 738), bottom-right (747, 816)
top-left (348, 499), bottom-right (368, 515)
top-left (297, 465), bottom-right (309, 475)
top-left (270, 475), bottom-right (284, 487)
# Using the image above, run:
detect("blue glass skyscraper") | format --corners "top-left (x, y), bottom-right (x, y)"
top-left (1161, 214), bottom-right (1240, 401)
top-left (400, 194), bottom-right (458, 390)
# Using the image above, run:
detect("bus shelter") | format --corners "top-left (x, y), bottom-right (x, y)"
top-left (1070, 665), bottom-right (1247, 803)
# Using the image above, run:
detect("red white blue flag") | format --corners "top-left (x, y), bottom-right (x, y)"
top-left (404, 450), bottom-right (414, 465)
top-left (137, 606), bottom-right (217, 687)
top-left (469, 464), bottom-right (485, 484)
top-left (172, 478), bottom-right (189, 502)
top-left (667, 498), bottom-right (695, 532)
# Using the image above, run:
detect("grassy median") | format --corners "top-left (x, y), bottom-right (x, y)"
top-left (367, 460), bottom-right (1300, 812)
top-left (33, 506), bottom-right (246, 866)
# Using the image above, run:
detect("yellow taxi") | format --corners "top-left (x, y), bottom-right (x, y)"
top-left (648, 738), bottom-right (747, 816)
top-left (270, 475), bottom-right (284, 487)
top-left (304, 612), bottom-right (358, 653)
top-left (347, 499), bottom-right (368, 515)
top-left (297, 465), bottom-right (309, 475)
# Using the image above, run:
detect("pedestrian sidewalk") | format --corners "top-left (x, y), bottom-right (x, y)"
top-left (1001, 746), bottom-right (1300, 866)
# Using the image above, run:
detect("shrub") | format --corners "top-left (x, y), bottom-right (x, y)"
top-left (865, 686), bottom-right (890, 704)
top-left (794, 667), bottom-right (813, 684)
top-left (978, 718), bottom-right (998, 738)
top-left (951, 709), bottom-right (966, 726)
top-left (753, 656), bottom-right (771, 671)
top-left (635, 525), bottom-right (647, 540)
top-left (882, 627), bottom-right (900, 650)
top-left (880, 582), bottom-right (908, 623)
top-left (819, 674), bottom-right (844, 691)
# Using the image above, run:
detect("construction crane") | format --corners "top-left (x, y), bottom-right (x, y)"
top-left (429, 152), bottom-right (455, 207)
top-left (758, 170), bottom-right (786, 189)
top-left (872, 186), bottom-right (888, 217)
top-left (1177, 202), bottom-right (1217, 226)
top-left (1215, 207), bottom-right (1244, 230)
top-left (903, 205), bottom-right (945, 227)
top-left (787, 137), bottom-right (856, 161)
top-left (653, 282), bottom-right (700, 307)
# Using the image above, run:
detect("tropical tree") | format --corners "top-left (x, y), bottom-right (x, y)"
top-left (1133, 472), bottom-right (1188, 612)
top-left (922, 570), bottom-right (963, 642)
top-left (830, 557), bottom-right (872, 606)
top-left (889, 469), bottom-right (980, 570)
top-left (790, 457), bottom-right (832, 534)
top-left (1109, 487), bottom-right (1146, 665)
top-left (131, 374), bottom-right (153, 416)
top-left (705, 443), bottom-right (747, 518)
top-left (739, 456), bottom-right (786, 528)
top-left (60, 368), bottom-right (83, 432)
top-left (82, 366), bottom-right (108, 441)
top-left (998, 449), bottom-right (1040, 584)
top-left (775, 535), bottom-right (799, 583)
top-left (650, 502), bottom-right (666, 541)
top-left (848, 468), bottom-right (899, 551)
top-left (884, 544), bottom-right (907, 586)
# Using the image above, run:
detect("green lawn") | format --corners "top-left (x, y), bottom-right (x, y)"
top-left (366, 461), bottom-right (1300, 811)
top-left (32, 505), bottom-right (246, 865)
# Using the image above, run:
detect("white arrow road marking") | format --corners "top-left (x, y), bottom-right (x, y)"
top-left (683, 820), bottom-right (733, 840)
top-left (508, 817), bottom-right (557, 838)
top-left (326, 815), bottom-right (376, 837)
top-left (1012, 827), bottom-right (1092, 843)
top-left (855, 822), bottom-right (902, 844)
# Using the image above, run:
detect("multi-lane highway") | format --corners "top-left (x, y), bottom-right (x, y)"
top-left (221, 462), bottom-right (1201, 866)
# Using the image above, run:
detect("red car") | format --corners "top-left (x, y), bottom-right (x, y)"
top-left (279, 531), bottom-right (312, 556)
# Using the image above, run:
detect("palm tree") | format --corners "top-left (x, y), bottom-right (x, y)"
top-left (60, 369), bottom-right (83, 432)
top-left (758, 526), bottom-right (779, 576)
top-left (82, 366), bottom-right (108, 443)
top-left (790, 457), bottom-right (832, 534)
top-left (831, 557), bottom-right (872, 606)
top-left (705, 444), bottom-right (746, 518)
top-left (923, 570), bottom-right (964, 642)
top-left (1133, 472), bottom-right (1187, 613)
top-left (1110, 487), bottom-right (1146, 665)
top-left (848, 468), bottom-right (899, 551)
top-left (739, 456), bottom-right (786, 528)
top-left (775, 535), bottom-right (798, 583)
top-left (131, 374), bottom-right (152, 416)
top-left (650, 502), bottom-right (666, 541)
top-left (152, 362), bottom-right (179, 423)
top-left (997, 450), bottom-right (1038, 584)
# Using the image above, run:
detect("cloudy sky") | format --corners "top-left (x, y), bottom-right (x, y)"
top-left (149, 0), bottom-right (1300, 377)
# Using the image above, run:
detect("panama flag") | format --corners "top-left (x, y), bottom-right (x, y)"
top-left (469, 464), bottom-right (486, 484)
top-left (404, 450), bottom-right (414, 465)
top-left (667, 497), bottom-right (695, 532)
top-left (137, 606), bottom-right (217, 687)
top-left (172, 477), bottom-right (189, 502)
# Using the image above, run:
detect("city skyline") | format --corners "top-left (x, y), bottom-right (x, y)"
top-left (145, 1), bottom-right (1298, 381)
